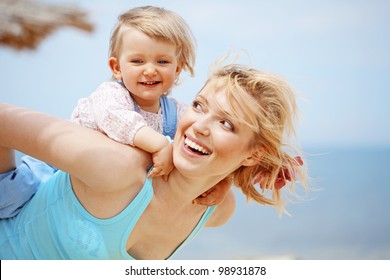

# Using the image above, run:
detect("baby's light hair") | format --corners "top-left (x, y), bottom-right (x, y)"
top-left (109, 6), bottom-right (196, 78)
top-left (203, 63), bottom-right (308, 215)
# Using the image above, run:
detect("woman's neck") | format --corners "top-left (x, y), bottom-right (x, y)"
top-left (152, 168), bottom-right (222, 208)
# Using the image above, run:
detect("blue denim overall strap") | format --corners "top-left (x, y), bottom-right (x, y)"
top-left (160, 96), bottom-right (177, 139)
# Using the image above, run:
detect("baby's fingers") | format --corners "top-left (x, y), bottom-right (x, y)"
top-left (148, 166), bottom-right (172, 178)
top-left (193, 194), bottom-right (217, 206)
top-left (148, 167), bottom-right (163, 178)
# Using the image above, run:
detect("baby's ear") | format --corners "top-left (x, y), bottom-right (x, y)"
top-left (108, 57), bottom-right (122, 80)
top-left (175, 62), bottom-right (183, 76)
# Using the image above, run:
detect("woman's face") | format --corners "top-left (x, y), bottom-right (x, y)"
top-left (173, 85), bottom-right (258, 179)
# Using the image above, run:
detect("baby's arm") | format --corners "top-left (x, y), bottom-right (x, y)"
top-left (73, 82), bottom-right (147, 145)
top-left (134, 126), bottom-right (173, 180)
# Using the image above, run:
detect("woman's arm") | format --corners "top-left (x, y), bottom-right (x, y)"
top-left (0, 146), bottom-right (15, 173)
top-left (0, 103), bottom-right (152, 192)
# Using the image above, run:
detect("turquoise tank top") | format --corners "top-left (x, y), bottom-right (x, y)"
top-left (0, 171), bottom-right (216, 259)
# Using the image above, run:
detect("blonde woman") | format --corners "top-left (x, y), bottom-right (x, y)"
top-left (0, 64), bottom-right (307, 259)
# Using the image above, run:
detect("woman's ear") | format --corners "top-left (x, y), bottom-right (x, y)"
top-left (109, 57), bottom-right (122, 80)
top-left (242, 149), bottom-right (263, 167)
top-left (242, 155), bottom-right (260, 167)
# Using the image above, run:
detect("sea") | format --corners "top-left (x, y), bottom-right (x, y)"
top-left (173, 146), bottom-right (390, 260)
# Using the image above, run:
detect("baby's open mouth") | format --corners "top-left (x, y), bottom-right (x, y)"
top-left (140, 81), bottom-right (160, 85)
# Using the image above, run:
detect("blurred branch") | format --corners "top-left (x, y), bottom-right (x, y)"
top-left (0, 0), bottom-right (94, 50)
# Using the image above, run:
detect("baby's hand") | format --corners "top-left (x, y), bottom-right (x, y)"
top-left (148, 143), bottom-right (174, 181)
top-left (193, 177), bottom-right (232, 206)
top-left (254, 156), bottom-right (303, 190)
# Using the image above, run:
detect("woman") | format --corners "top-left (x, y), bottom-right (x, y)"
top-left (0, 64), bottom-right (307, 259)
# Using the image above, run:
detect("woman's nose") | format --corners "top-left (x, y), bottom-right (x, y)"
top-left (192, 116), bottom-right (211, 137)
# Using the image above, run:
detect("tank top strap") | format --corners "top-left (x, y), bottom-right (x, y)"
top-left (167, 205), bottom-right (217, 259)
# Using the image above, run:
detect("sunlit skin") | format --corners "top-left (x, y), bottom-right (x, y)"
top-left (172, 85), bottom-right (260, 183)
top-left (109, 27), bottom-right (182, 113)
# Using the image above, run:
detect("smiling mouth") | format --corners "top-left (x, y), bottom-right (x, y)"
top-left (140, 81), bottom-right (160, 85)
top-left (184, 137), bottom-right (211, 155)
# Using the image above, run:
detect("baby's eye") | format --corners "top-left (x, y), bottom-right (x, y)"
top-left (158, 60), bottom-right (170, 64)
top-left (131, 59), bottom-right (143, 64)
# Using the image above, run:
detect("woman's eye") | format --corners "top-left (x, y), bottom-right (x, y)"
top-left (192, 101), bottom-right (203, 111)
top-left (221, 120), bottom-right (234, 131)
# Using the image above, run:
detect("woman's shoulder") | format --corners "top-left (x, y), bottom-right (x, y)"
top-left (70, 166), bottom-right (149, 218)
top-left (66, 124), bottom-right (152, 194)
top-left (205, 190), bottom-right (236, 228)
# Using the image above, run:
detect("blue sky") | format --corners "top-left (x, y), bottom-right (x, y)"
top-left (1, 0), bottom-right (390, 148)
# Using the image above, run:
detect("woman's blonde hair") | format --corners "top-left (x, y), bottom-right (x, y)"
top-left (205, 63), bottom-right (308, 214)
top-left (109, 6), bottom-right (196, 78)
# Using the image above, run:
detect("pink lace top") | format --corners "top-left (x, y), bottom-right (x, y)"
top-left (71, 81), bottom-right (188, 145)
